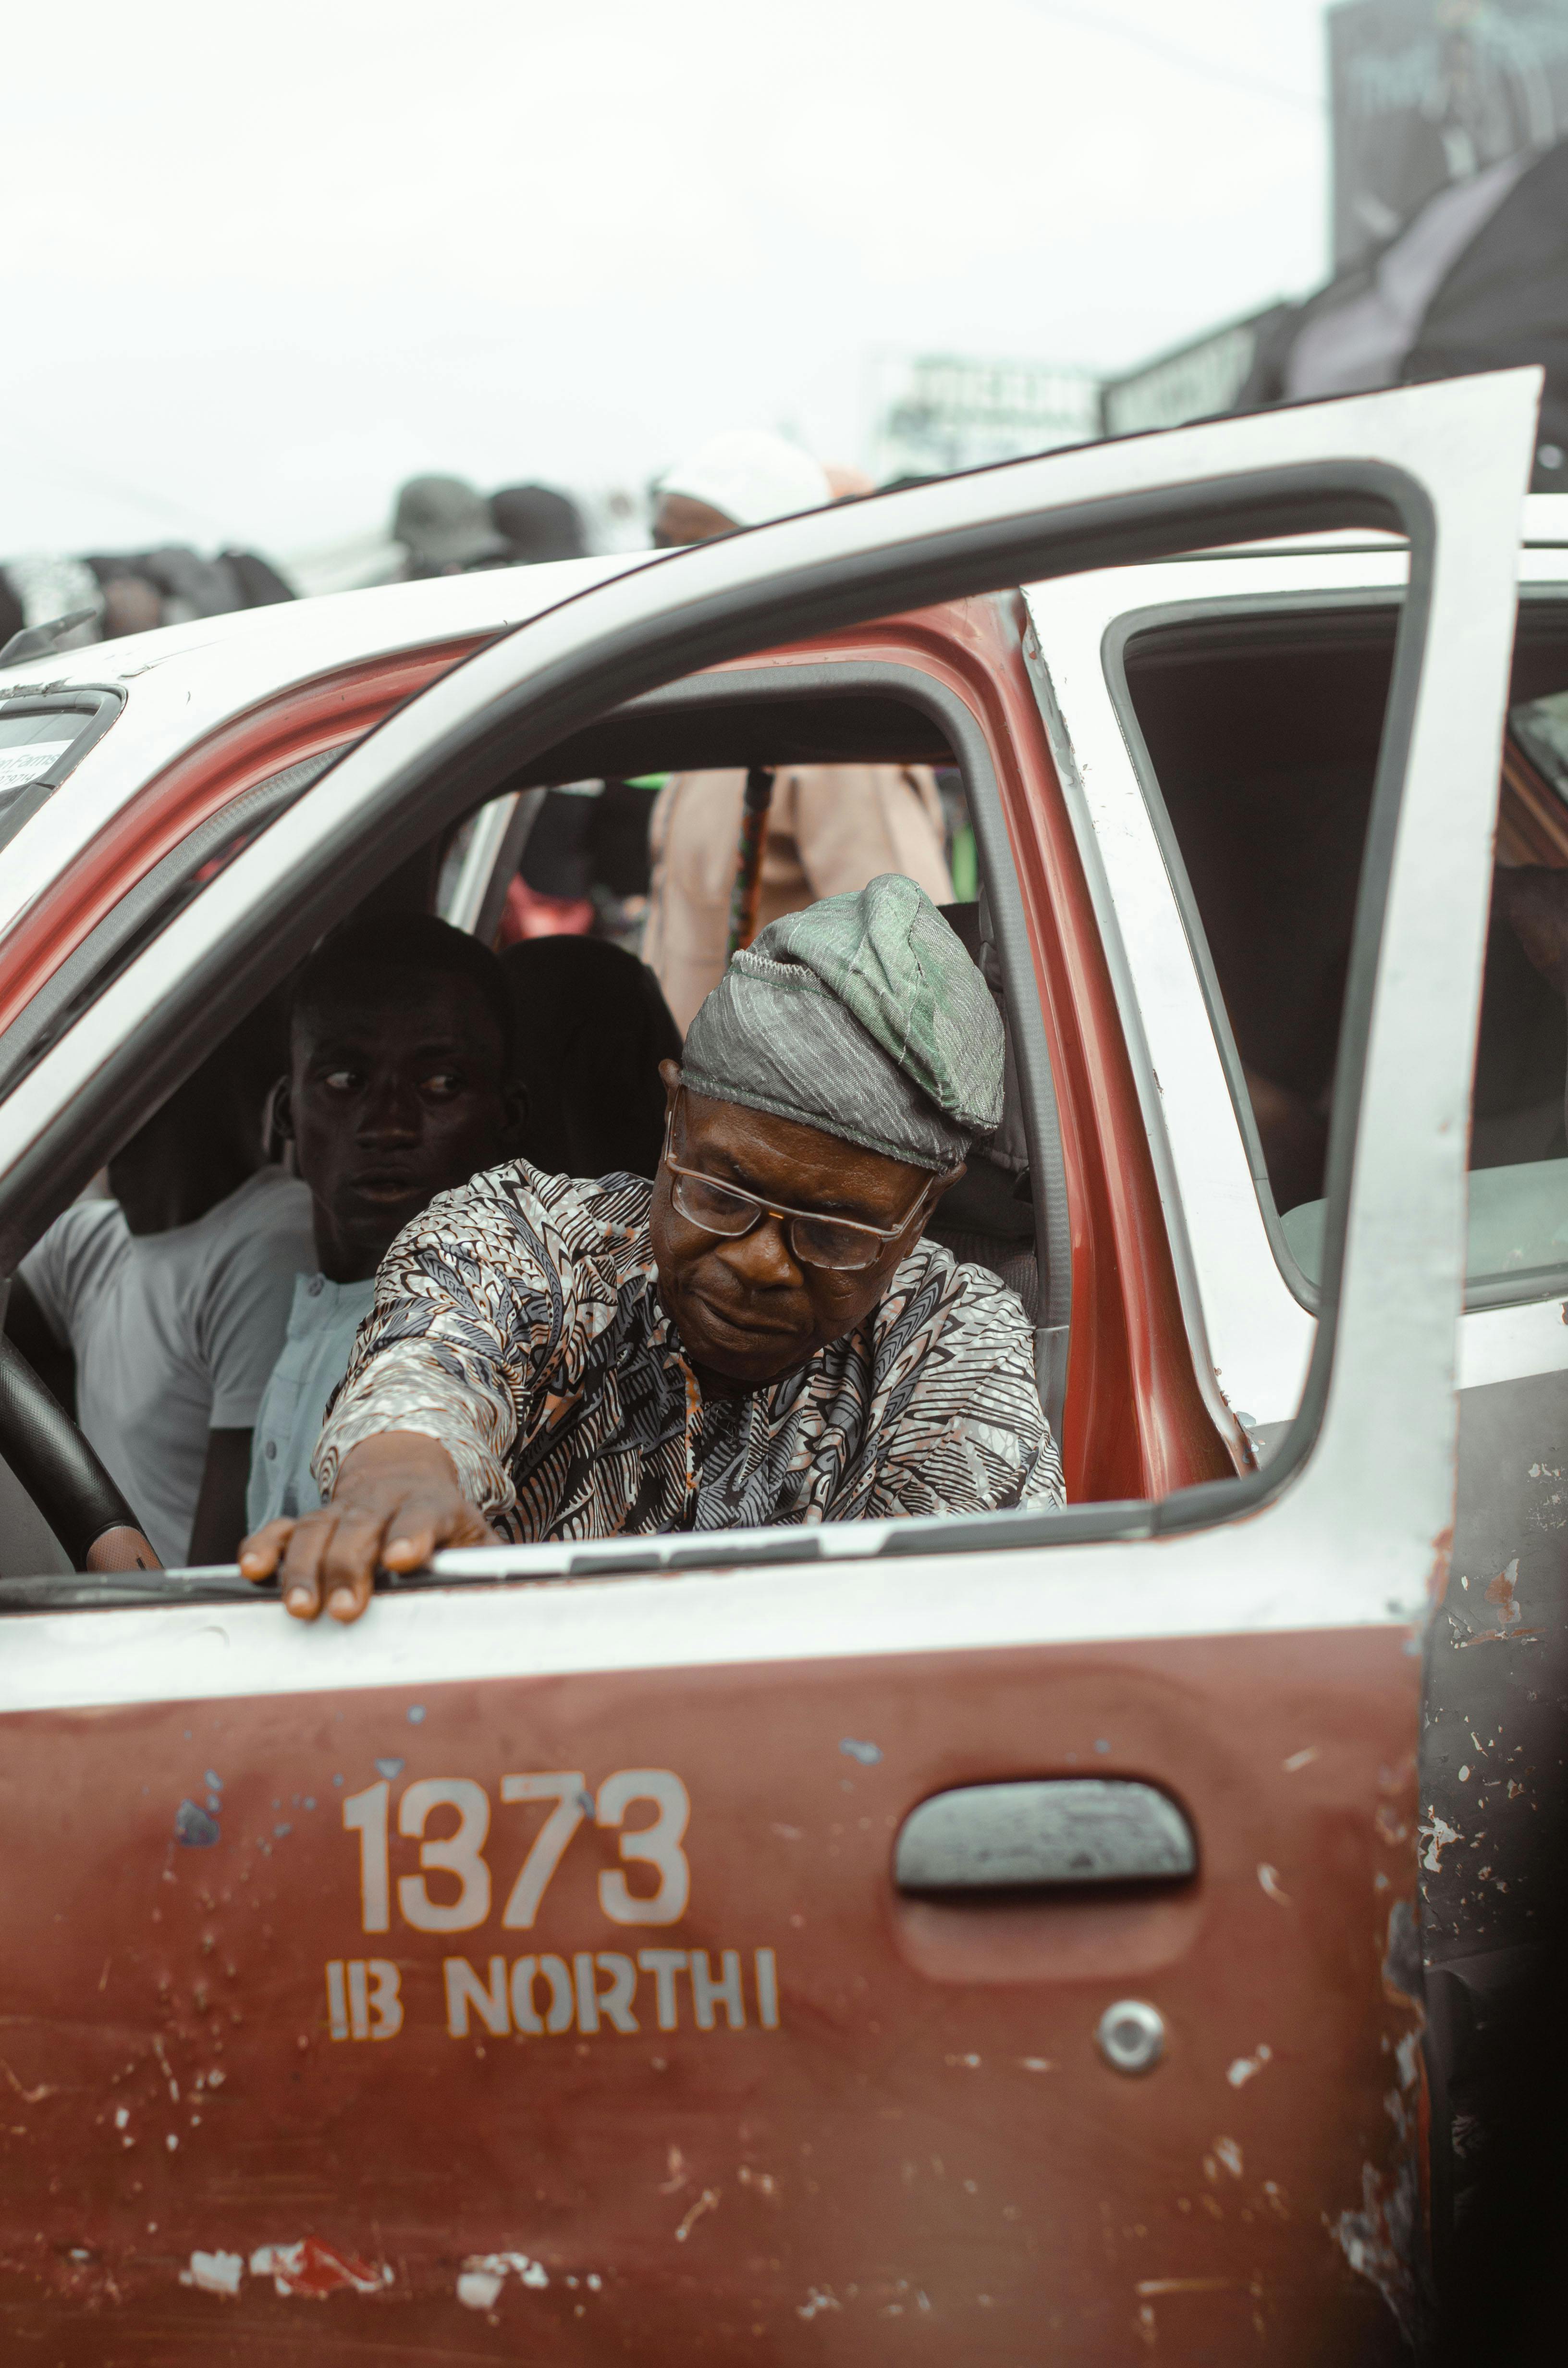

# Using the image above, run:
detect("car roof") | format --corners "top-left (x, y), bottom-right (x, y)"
top-left (0, 553), bottom-right (659, 944)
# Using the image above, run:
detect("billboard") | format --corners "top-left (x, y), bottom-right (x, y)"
top-left (1330, 0), bottom-right (1568, 269)
top-left (1098, 305), bottom-right (1297, 439)
top-left (870, 354), bottom-right (1100, 482)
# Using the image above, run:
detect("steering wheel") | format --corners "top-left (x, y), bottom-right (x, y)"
top-left (0, 1335), bottom-right (158, 1572)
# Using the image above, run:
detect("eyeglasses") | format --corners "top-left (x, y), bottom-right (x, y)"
top-left (662, 1103), bottom-right (945, 1272)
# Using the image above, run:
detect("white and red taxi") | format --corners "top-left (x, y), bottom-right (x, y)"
top-left (0, 372), bottom-right (1560, 2361)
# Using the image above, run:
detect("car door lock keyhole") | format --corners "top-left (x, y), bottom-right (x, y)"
top-left (1096, 1998), bottom-right (1165, 2075)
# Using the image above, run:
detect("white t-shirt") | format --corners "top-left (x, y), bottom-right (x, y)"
top-left (246, 1272), bottom-right (378, 1535)
top-left (20, 1169), bottom-right (315, 1566)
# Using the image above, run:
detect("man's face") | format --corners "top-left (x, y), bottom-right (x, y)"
top-left (649, 1064), bottom-right (955, 1389)
top-left (283, 974), bottom-right (522, 1282)
top-left (652, 493), bottom-right (738, 548)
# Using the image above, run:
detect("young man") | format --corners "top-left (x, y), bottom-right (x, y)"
top-left (7, 1009), bottom-right (312, 1568)
top-left (245, 916), bottom-right (525, 1536)
top-left (241, 876), bottom-right (1063, 1623)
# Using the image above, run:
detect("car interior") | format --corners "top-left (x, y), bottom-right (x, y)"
top-left (1117, 600), bottom-right (1568, 1308)
top-left (0, 667), bottom-right (1069, 1590)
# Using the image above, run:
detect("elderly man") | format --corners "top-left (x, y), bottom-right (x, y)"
top-left (642, 431), bottom-right (954, 1031)
top-left (240, 877), bottom-right (1062, 1621)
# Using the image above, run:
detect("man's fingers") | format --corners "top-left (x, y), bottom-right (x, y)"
top-left (250, 1454), bottom-right (497, 1625)
top-left (380, 1491), bottom-right (500, 1570)
top-left (319, 1503), bottom-right (392, 1624)
top-left (276, 1512), bottom-right (342, 1620)
top-left (380, 1508), bottom-right (444, 1572)
top-left (238, 1519), bottom-right (296, 1582)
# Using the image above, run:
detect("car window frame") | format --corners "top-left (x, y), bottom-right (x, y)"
top-left (1105, 578), bottom-right (1568, 1326)
top-left (1102, 585), bottom-right (1408, 1314)
top-left (1028, 556), bottom-right (1568, 1443)
top-left (0, 745), bottom-right (349, 1110)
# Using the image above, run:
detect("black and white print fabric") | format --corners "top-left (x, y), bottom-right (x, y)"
top-left (315, 1162), bottom-right (1064, 1539)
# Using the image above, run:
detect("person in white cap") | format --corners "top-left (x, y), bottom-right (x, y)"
top-left (650, 429), bottom-right (834, 546)
top-left (642, 433), bottom-right (953, 1030)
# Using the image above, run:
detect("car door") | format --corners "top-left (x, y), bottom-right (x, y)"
top-left (0, 371), bottom-right (1539, 2364)
top-left (1020, 521), bottom-right (1568, 2265)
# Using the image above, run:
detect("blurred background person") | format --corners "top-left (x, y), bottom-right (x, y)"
top-left (640, 429), bottom-right (953, 1030)
top-left (391, 473), bottom-right (509, 580)
top-left (491, 482), bottom-right (589, 564)
top-left (0, 543), bottom-right (294, 663)
top-left (649, 427), bottom-right (833, 546)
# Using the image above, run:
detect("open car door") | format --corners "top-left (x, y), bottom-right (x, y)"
top-left (0, 371), bottom-right (1540, 2363)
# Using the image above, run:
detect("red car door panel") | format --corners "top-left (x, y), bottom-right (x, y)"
top-left (0, 1628), bottom-right (1417, 2361)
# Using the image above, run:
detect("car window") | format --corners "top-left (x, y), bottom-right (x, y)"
top-left (1512, 683), bottom-right (1568, 791)
top-left (1118, 599), bottom-right (1568, 1310)
top-left (0, 689), bottom-right (124, 855)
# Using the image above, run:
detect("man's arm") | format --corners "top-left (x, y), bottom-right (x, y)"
top-left (242, 1169), bottom-right (587, 1621)
top-left (187, 1427), bottom-right (255, 1566)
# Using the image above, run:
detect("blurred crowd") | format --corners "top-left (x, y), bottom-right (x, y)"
top-left (0, 430), bottom-right (897, 656)
top-left (0, 472), bottom-right (592, 658)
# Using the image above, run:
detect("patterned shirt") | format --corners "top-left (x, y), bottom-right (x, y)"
top-left (315, 1162), bottom-right (1063, 1539)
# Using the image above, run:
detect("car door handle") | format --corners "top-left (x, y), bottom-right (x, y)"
top-left (894, 1780), bottom-right (1196, 1892)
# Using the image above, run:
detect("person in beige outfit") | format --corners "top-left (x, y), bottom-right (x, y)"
top-left (641, 431), bottom-right (954, 1031)
top-left (644, 763), bottom-right (955, 1032)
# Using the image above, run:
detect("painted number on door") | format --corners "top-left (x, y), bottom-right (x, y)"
top-left (342, 1770), bottom-right (690, 1936)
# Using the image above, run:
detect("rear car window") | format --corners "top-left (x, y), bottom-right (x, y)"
top-left (1119, 601), bottom-right (1568, 1309)
top-left (1513, 685), bottom-right (1568, 795)
top-left (0, 689), bottom-right (124, 855)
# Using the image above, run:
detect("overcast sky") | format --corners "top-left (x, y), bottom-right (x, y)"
top-left (2, 0), bottom-right (1333, 560)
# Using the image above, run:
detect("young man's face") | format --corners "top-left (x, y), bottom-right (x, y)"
top-left (283, 974), bottom-right (522, 1282)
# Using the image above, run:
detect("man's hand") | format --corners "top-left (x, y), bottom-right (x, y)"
top-left (239, 1431), bottom-right (497, 1624)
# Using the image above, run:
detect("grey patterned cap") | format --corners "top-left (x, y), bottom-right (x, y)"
top-left (681, 874), bottom-right (1005, 1170)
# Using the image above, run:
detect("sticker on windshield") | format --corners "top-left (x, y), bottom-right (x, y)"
top-left (0, 739), bottom-right (74, 793)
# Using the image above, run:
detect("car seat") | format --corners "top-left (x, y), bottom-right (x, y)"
top-left (500, 937), bottom-right (682, 1182)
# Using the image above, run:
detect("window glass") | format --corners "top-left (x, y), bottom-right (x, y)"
top-left (1120, 602), bottom-right (1568, 1307)
top-left (0, 695), bottom-right (122, 854)
top-left (0, 710), bottom-right (80, 780)
top-left (0, 706), bottom-right (97, 796)
top-left (1512, 686), bottom-right (1568, 798)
